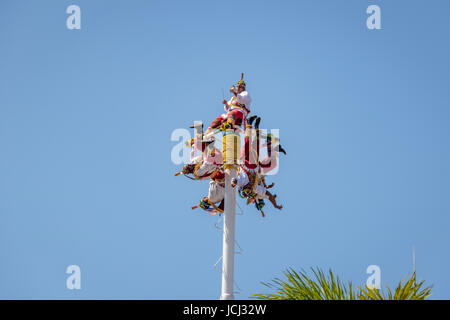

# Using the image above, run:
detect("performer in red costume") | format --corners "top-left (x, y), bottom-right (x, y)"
top-left (232, 116), bottom-right (283, 217)
top-left (205, 73), bottom-right (252, 134)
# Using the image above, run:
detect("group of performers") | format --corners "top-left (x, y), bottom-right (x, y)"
top-left (175, 74), bottom-right (286, 217)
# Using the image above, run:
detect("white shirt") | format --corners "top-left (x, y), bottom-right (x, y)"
top-left (235, 169), bottom-right (250, 189)
top-left (225, 91), bottom-right (252, 115)
top-left (235, 168), bottom-right (267, 199)
top-left (196, 162), bottom-right (218, 177)
top-left (188, 149), bottom-right (217, 179)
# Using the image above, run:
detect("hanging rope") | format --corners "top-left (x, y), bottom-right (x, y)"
top-left (236, 202), bottom-right (244, 216)
top-left (213, 210), bottom-right (244, 295)
top-left (213, 255), bottom-right (242, 295)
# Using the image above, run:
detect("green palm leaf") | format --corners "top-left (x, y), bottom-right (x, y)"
top-left (253, 268), bottom-right (432, 300)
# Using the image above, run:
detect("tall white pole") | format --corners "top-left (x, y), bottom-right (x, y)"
top-left (220, 167), bottom-right (237, 300)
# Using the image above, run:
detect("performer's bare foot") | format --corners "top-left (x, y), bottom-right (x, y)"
top-left (267, 192), bottom-right (283, 210)
top-left (266, 182), bottom-right (275, 189)
top-left (260, 211), bottom-right (265, 218)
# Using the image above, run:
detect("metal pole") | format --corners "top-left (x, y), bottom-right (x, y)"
top-left (220, 167), bottom-right (237, 300)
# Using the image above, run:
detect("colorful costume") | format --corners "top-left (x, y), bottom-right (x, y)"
top-left (175, 138), bottom-right (226, 215)
top-left (208, 74), bottom-right (252, 131)
top-left (235, 167), bottom-right (267, 200)
top-left (234, 166), bottom-right (268, 216)
top-left (234, 118), bottom-right (284, 216)
top-left (175, 73), bottom-right (284, 217)
top-left (176, 139), bottom-right (223, 180)
top-left (192, 170), bottom-right (226, 215)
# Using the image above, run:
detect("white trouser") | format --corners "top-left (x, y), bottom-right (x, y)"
top-left (208, 180), bottom-right (225, 203)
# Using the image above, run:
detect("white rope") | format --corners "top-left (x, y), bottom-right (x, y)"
top-left (213, 255), bottom-right (242, 295)
top-left (214, 215), bottom-right (223, 230)
top-left (236, 202), bottom-right (244, 216)
top-left (213, 255), bottom-right (222, 270)
top-left (214, 215), bottom-right (243, 254)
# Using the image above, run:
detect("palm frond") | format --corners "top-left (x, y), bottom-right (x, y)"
top-left (357, 272), bottom-right (432, 300)
top-left (253, 267), bottom-right (357, 300)
top-left (253, 268), bottom-right (432, 300)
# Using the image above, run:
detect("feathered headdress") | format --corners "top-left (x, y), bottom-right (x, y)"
top-left (236, 73), bottom-right (246, 86)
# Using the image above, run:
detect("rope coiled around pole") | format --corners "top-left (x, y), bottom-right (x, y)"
top-left (222, 130), bottom-right (240, 170)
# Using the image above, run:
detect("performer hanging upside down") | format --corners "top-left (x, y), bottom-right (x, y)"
top-left (231, 115), bottom-right (283, 217)
top-left (191, 170), bottom-right (226, 215)
top-left (241, 115), bottom-right (287, 173)
top-left (231, 165), bottom-right (282, 217)
top-left (205, 73), bottom-right (252, 135)
top-left (175, 137), bottom-right (223, 180)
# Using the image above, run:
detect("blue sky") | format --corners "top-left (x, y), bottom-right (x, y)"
top-left (1, 0), bottom-right (449, 299)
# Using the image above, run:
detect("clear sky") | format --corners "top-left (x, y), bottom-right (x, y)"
top-left (1, 0), bottom-right (449, 299)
